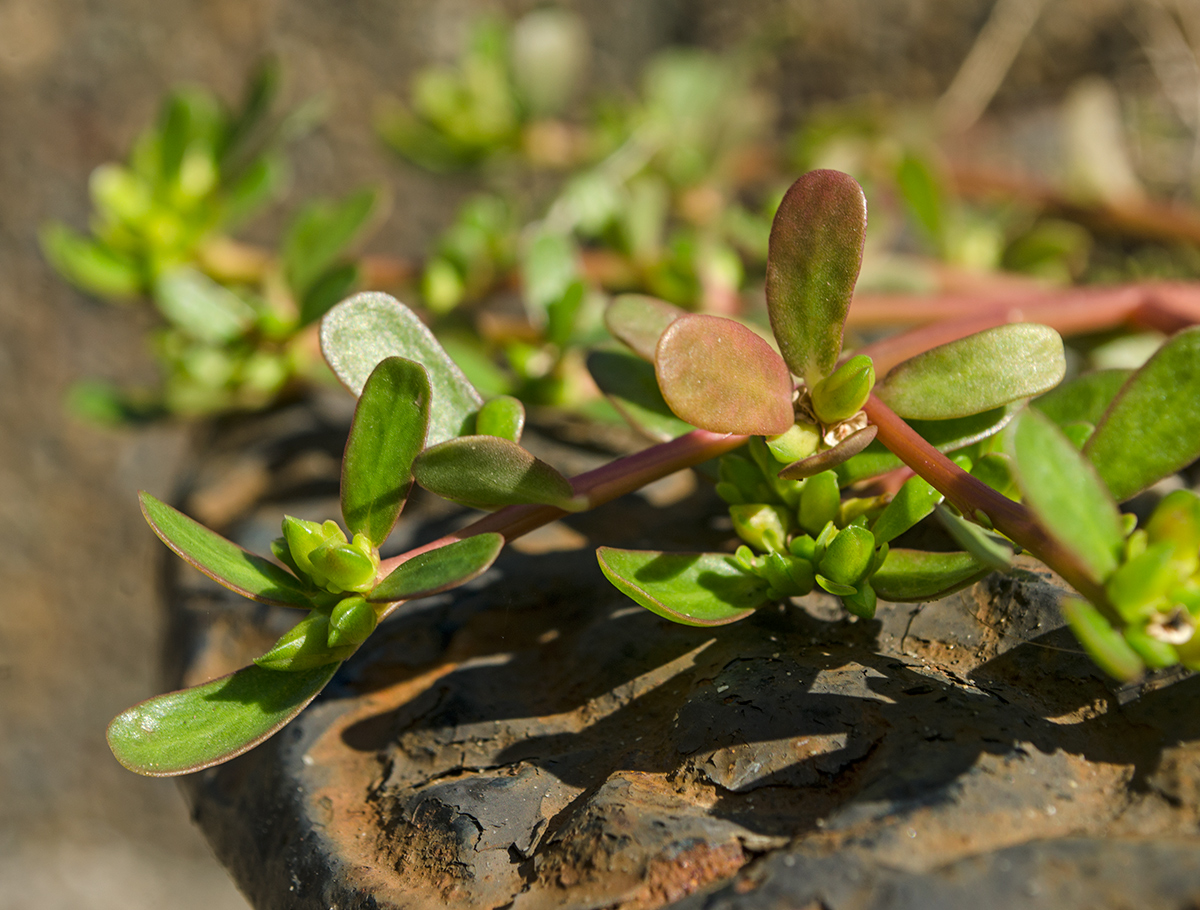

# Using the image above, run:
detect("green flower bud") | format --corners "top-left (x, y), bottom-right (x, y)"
top-left (309, 543), bottom-right (379, 594)
top-left (1145, 489), bottom-right (1200, 578)
top-left (730, 503), bottom-right (793, 553)
top-left (282, 516), bottom-right (332, 583)
top-left (799, 470), bottom-right (841, 537)
top-left (810, 355), bottom-right (875, 426)
top-left (327, 595), bottom-right (379, 648)
top-left (844, 582), bottom-right (877, 620)
top-left (254, 611), bottom-right (355, 671)
top-left (1105, 542), bottom-right (1180, 622)
top-left (818, 525), bottom-right (876, 588)
top-left (766, 420), bottom-right (821, 465)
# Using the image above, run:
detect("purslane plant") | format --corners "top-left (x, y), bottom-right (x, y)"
top-left (108, 170), bottom-right (1200, 777)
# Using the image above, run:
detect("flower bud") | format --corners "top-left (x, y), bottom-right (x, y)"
top-left (327, 596), bottom-right (378, 648)
top-left (254, 611), bottom-right (355, 671)
top-left (730, 503), bottom-right (793, 553)
top-left (810, 355), bottom-right (875, 426)
top-left (282, 516), bottom-right (332, 583)
top-left (309, 543), bottom-right (379, 594)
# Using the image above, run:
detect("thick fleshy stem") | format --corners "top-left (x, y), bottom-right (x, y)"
top-left (863, 394), bottom-right (1116, 619)
top-left (373, 429), bottom-right (749, 620)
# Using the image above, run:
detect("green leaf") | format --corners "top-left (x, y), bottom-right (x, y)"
top-left (414, 436), bottom-right (580, 511)
top-left (153, 267), bottom-right (257, 343)
top-left (871, 474), bottom-right (943, 544)
top-left (321, 293), bottom-right (483, 445)
top-left (1085, 327), bottom-right (1200, 502)
top-left (1032, 369), bottom-right (1133, 428)
top-left (369, 533), bottom-right (504, 602)
top-left (605, 294), bottom-right (686, 362)
top-left (39, 223), bottom-right (143, 299)
top-left (655, 314), bottom-right (794, 436)
top-left (587, 349), bottom-right (693, 441)
top-left (522, 228), bottom-right (578, 315)
top-left (107, 662), bottom-right (339, 776)
top-left (475, 395), bottom-right (526, 443)
top-left (140, 492), bottom-right (314, 608)
top-left (1006, 407), bottom-right (1124, 584)
top-left (597, 548), bottom-right (770, 626)
top-left (255, 612), bottom-right (356, 671)
top-left (1061, 597), bottom-right (1144, 681)
top-left (895, 152), bottom-right (947, 249)
top-left (765, 170), bottom-right (867, 385)
top-left (778, 425), bottom-right (878, 480)
top-left (934, 504), bottom-right (1016, 571)
top-left (284, 187), bottom-right (379, 297)
top-left (870, 549), bottom-right (990, 602)
top-left (299, 261), bottom-right (360, 326)
top-left (341, 357), bottom-right (431, 547)
top-left (836, 406), bottom-right (1016, 485)
top-left (875, 324), bottom-right (1065, 419)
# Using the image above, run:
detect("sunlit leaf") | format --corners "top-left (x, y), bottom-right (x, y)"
top-left (321, 293), bottom-right (483, 445)
top-left (1085, 327), bottom-right (1200, 502)
top-left (875, 324), bottom-right (1065, 419)
top-left (1061, 597), bottom-right (1144, 681)
top-left (605, 294), bottom-right (686, 361)
top-left (475, 395), bottom-right (525, 443)
top-left (597, 548), bottom-right (770, 626)
top-left (154, 267), bottom-right (257, 344)
top-left (778, 426), bottom-right (878, 480)
top-left (342, 357), bottom-right (430, 547)
top-left (934, 504), bottom-right (1016, 571)
top-left (107, 662), bottom-right (339, 776)
top-left (414, 436), bottom-right (579, 511)
top-left (369, 533), bottom-right (504, 602)
top-left (765, 170), bottom-right (867, 385)
top-left (140, 492), bottom-right (314, 608)
top-left (870, 549), bottom-right (990, 602)
top-left (655, 314), bottom-right (794, 436)
top-left (1006, 407), bottom-right (1124, 583)
top-left (254, 612), bottom-right (356, 671)
top-left (39, 223), bottom-right (143, 299)
top-left (871, 474), bottom-right (943, 544)
top-left (1032, 369), bottom-right (1132, 429)
top-left (587, 349), bottom-right (693, 441)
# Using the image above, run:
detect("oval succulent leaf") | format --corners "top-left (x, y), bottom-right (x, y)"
top-left (605, 294), bottom-right (687, 361)
top-left (871, 474), bottom-right (943, 545)
top-left (369, 532), bottom-right (505, 603)
top-left (140, 492), bottom-right (314, 608)
top-left (1032, 368), bottom-right (1133, 429)
top-left (875, 323), bottom-right (1066, 420)
top-left (475, 395), bottom-right (526, 443)
top-left (778, 425), bottom-right (878, 480)
top-left (870, 549), bottom-right (990, 602)
top-left (321, 292), bottom-right (483, 445)
top-left (1005, 407), bottom-right (1124, 584)
top-left (414, 436), bottom-right (579, 511)
top-left (655, 314), bottom-right (794, 436)
top-left (1084, 327), bottom-right (1200, 502)
top-left (596, 547), bottom-right (771, 626)
top-left (106, 662), bottom-right (340, 776)
top-left (342, 356), bottom-right (431, 547)
top-left (765, 170), bottom-right (867, 385)
top-left (255, 612), bottom-right (356, 671)
top-left (587, 349), bottom-right (693, 441)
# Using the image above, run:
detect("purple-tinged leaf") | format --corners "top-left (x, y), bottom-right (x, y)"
top-left (875, 323), bottom-right (1065, 420)
top-left (414, 436), bottom-right (580, 511)
top-left (369, 533), bottom-right (504, 602)
top-left (765, 170), bottom-right (867, 385)
top-left (321, 292), bottom-right (482, 445)
top-left (778, 425), bottom-right (878, 480)
top-left (1085, 327), bottom-right (1200, 502)
top-left (597, 548), bottom-right (770, 626)
top-left (605, 294), bottom-right (686, 361)
top-left (1006, 408), bottom-right (1124, 584)
top-left (655, 314), bottom-right (794, 436)
top-left (140, 492), bottom-right (313, 608)
top-left (106, 662), bottom-right (339, 776)
top-left (342, 357), bottom-right (430, 548)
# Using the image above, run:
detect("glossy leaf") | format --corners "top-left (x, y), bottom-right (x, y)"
top-left (778, 425), bottom-right (878, 480)
top-left (1085, 327), bottom-right (1200, 502)
top-left (369, 532), bottom-right (504, 602)
top-left (475, 395), bottom-right (526, 443)
top-left (765, 170), bottom-right (867, 385)
top-left (875, 324), bottom-right (1065, 419)
top-left (1032, 369), bottom-right (1132, 428)
top-left (836, 406), bottom-right (1016, 485)
top-left (605, 294), bottom-right (686, 362)
top-left (107, 662), bottom-right (339, 776)
top-left (870, 549), bottom-right (990, 602)
top-left (342, 357), bottom-right (430, 547)
top-left (655, 314), bottom-right (794, 436)
top-left (587, 349), bottom-right (693, 441)
top-left (255, 612), bottom-right (356, 671)
top-left (140, 492), bottom-right (313, 608)
top-left (871, 474), bottom-right (943, 544)
top-left (1006, 407), bottom-right (1124, 584)
top-left (597, 548), bottom-right (770, 626)
top-left (321, 293), bottom-right (483, 445)
top-left (414, 436), bottom-right (580, 511)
